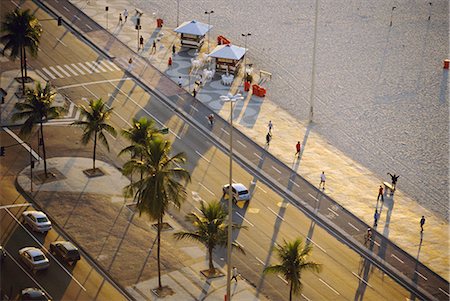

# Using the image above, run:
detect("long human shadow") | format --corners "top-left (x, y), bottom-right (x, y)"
top-left (439, 70), bottom-right (448, 103)
top-left (409, 232), bottom-right (424, 301)
top-left (354, 229), bottom-right (380, 300)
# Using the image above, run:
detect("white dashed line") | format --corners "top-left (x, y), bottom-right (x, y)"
top-left (301, 294), bottom-right (311, 301)
top-left (220, 128), bottom-right (229, 135)
top-left (86, 24), bottom-right (93, 30)
top-left (391, 254), bottom-right (404, 264)
top-left (10, 0), bottom-right (19, 8)
top-left (267, 206), bottom-right (285, 221)
top-left (271, 166), bottom-right (281, 174)
top-left (63, 6), bottom-right (69, 12)
top-left (327, 207), bottom-right (339, 216)
top-left (56, 65), bottom-right (71, 77)
top-left (256, 185), bottom-right (267, 193)
top-left (439, 288), bottom-right (450, 297)
top-left (352, 272), bottom-right (373, 288)
top-left (189, 105), bottom-right (199, 112)
top-left (195, 150), bottom-right (210, 163)
top-left (235, 212), bottom-right (254, 227)
top-left (236, 140), bottom-right (246, 148)
top-left (319, 278), bottom-right (340, 295)
top-left (0, 203), bottom-right (30, 209)
top-left (415, 271), bottom-right (428, 281)
top-left (70, 63), bottom-right (85, 75)
top-left (198, 182), bottom-right (215, 196)
top-left (56, 38), bottom-right (67, 47)
top-left (288, 179), bottom-right (300, 187)
top-left (373, 240), bottom-right (380, 247)
top-left (347, 222), bottom-right (360, 232)
top-left (255, 257), bottom-right (264, 265)
top-left (308, 193), bottom-right (319, 202)
top-left (74, 15), bottom-right (80, 20)
top-left (49, 66), bottom-right (63, 78)
top-left (277, 275), bottom-right (288, 284)
top-left (253, 152), bottom-right (262, 160)
top-left (305, 237), bottom-right (327, 253)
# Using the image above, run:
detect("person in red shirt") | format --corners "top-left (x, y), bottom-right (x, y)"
top-left (377, 185), bottom-right (384, 202)
top-left (295, 141), bottom-right (301, 157)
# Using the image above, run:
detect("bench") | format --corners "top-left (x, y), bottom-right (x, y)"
top-left (383, 181), bottom-right (395, 195)
top-left (135, 8), bottom-right (143, 16)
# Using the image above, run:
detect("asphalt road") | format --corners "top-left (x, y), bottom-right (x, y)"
top-left (1, 0), bottom-right (448, 300)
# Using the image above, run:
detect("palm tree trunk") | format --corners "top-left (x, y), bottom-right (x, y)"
top-left (23, 47), bottom-right (28, 79)
top-left (157, 216), bottom-right (162, 289)
top-left (20, 46), bottom-right (25, 95)
top-left (289, 281), bottom-right (293, 301)
top-left (208, 246), bottom-right (214, 271)
top-left (40, 122), bottom-right (48, 177)
top-left (93, 131), bottom-right (97, 170)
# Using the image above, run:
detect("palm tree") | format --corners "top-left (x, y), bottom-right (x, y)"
top-left (174, 201), bottom-right (245, 276)
top-left (1, 8), bottom-right (42, 95)
top-left (12, 81), bottom-right (63, 177)
top-left (123, 136), bottom-right (191, 290)
top-left (263, 238), bottom-right (322, 301)
top-left (119, 117), bottom-right (161, 161)
top-left (72, 98), bottom-right (117, 170)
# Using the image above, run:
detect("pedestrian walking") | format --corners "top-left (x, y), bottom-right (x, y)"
top-left (172, 44), bottom-right (176, 55)
top-left (295, 141), bottom-right (301, 157)
top-left (420, 216), bottom-right (425, 232)
top-left (377, 185), bottom-right (384, 202)
top-left (168, 56), bottom-right (172, 67)
top-left (268, 120), bottom-right (273, 133)
top-left (192, 88), bottom-right (197, 97)
top-left (119, 13), bottom-right (123, 24)
top-left (207, 114), bottom-right (214, 126)
top-left (127, 57), bottom-right (133, 71)
top-left (231, 266), bottom-right (239, 282)
top-left (319, 171), bottom-right (326, 189)
top-left (177, 76), bottom-right (183, 87)
top-left (373, 209), bottom-right (379, 227)
top-left (123, 9), bottom-right (128, 22)
top-left (151, 40), bottom-right (157, 53)
top-left (364, 228), bottom-right (372, 245)
top-left (139, 35), bottom-right (144, 50)
top-left (387, 172), bottom-right (400, 190)
top-left (266, 132), bottom-right (272, 145)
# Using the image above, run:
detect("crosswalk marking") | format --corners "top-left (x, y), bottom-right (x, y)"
top-left (107, 61), bottom-right (121, 71)
top-left (85, 61), bottom-right (101, 73)
top-left (71, 63), bottom-right (85, 75)
top-left (93, 61), bottom-right (107, 72)
top-left (77, 62), bottom-right (92, 74)
top-left (57, 65), bottom-right (71, 77)
top-left (64, 64), bottom-right (78, 76)
top-left (35, 69), bottom-right (49, 81)
top-left (100, 61), bottom-right (114, 71)
top-left (49, 66), bottom-right (63, 78)
top-left (42, 67), bottom-right (57, 79)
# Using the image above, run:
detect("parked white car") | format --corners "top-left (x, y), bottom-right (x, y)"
top-left (18, 247), bottom-right (50, 271)
top-left (22, 211), bottom-right (52, 233)
top-left (222, 183), bottom-right (251, 202)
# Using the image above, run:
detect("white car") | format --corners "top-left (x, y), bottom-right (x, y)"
top-left (222, 183), bottom-right (251, 202)
top-left (19, 247), bottom-right (50, 271)
top-left (22, 211), bottom-right (52, 233)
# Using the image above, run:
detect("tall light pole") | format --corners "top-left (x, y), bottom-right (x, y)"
top-left (241, 33), bottom-right (251, 73)
top-left (389, 6), bottom-right (396, 27)
top-left (176, 0), bottom-right (180, 27)
top-left (105, 6), bottom-right (109, 30)
top-left (309, 0), bottom-right (319, 123)
top-left (204, 10), bottom-right (214, 53)
top-left (220, 92), bottom-right (244, 301)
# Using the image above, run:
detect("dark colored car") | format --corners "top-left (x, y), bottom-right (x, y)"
top-left (49, 241), bottom-right (80, 264)
top-left (21, 287), bottom-right (51, 301)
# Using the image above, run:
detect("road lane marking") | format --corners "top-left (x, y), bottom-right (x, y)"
top-left (373, 240), bottom-right (380, 247)
top-left (198, 182), bottom-right (215, 196)
top-left (195, 151), bottom-right (210, 163)
top-left (235, 240), bottom-right (244, 249)
top-left (271, 166), bottom-right (281, 174)
top-left (49, 66), bottom-right (63, 78)
top-left (34, 69), bottom-right (49, 81)
top-left (100, 60), bottom-right (115, 71)
top-left (277, 275), bottom-right (288, 284)
top-left (70, 63), bottom-right (85, 75)
top-left (78, 62), bottom-right (93, 74)
top-left (0, 203), bottom-right (30, 209)
top-left (220, 128), bottom-right (229, 135)
top-left (86, 24), bottom-right (92, 30)
top-left (235, 212), bottom-right (254, 227)
top-left (347, 222), bottom-right (360, 232)
top-left (3, 127), bottom-right (41, 160)
top-left (85, 61), bottom-right (101, 73)
top-left (439, 288), bottom-right (450, 297)
top-left (107, 61), bottom-right (121, 71)
top-left (327, 207), bottom-right (339, 216)
top-left (63, 6), bottom-right (69, 12)
top-left (42, 67), bottom-right (56, 79)
top-left (189, 105), bottom-right (199, 112)
top-left (288, 179), bottom-right (299, 187)
top-left (267, 206), bottom-right (285, 221)
top-left (319, 278), bottom-right (340, 295)
top-left (5, 209), bottom-right (87, 291)
top-left (301, 294), bottom-right (311, 301)
top-left (255, 256), bottom-right (264, 265)
top-left (56, 38), bottom-right (67, 47)
top-left (305, 237), bottom-right (327, 253)
top-left (253, 152), bottom-right (262, 160)
top-left (236, 140), bottom-right (246, 148)
top-left (11, 0), bottom-right (20, 8)
top-left (308, 193), bottom-right (320, 202)
top-left (93, 61), bottom-right (107, 72)
top-left (414, 271), bottom-right (428, 281)
top-left (352, 272), bottom-right (373, 288)
top-left (74, 15), bottom-right (80, 20)
top-left (56, 65), bottom-right (71, 77)
top-left (256, 185), bottom-right (267, 193)
top-left (64, 64), bottom-right (78, 76)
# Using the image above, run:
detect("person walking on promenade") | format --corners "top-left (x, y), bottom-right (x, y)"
top-left (387, 172), bottom-right (400, 190)
top-left (364, 228), bottom-right (372, 245)
top-left (295, 141), bottom-right (301, 157)
top-left (119, 13), bottom-right (123, 24)
top-left (192, 88), bottom-right (197, 97)
top-left (207, 114), bottom-right (214, 127)
top-left (420, 216), bottom-right (426, 232)
top-left (172, 44), bottom-right (176, 55)
top-left (231, 266), bottom-right (239, 282)
top-left (266, 132), bottom-right (272, 145)
top-left (127, 57), bottom-right (133, 71)
top-left (123, 9), bottom-right (128, 22)
top-left (168, 56), bottom-right (172, 67)
top-left (139, 35), bottom-right (144, 50)
top-left (377, 185), bottom-right (384, 202)
top-left (319, 171), bottom-right (326, 189)
top-left (373, 210), bottom-right (379, 227)
top-left (268, 120), bottom-right (273, 134)
top-left (151, 40), bottom-right (157, 53)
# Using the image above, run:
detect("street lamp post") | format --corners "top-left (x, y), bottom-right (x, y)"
top-left (241, 33), bottom-right (251, 74)
top-left (204, 10), bottom-right (214, 53)
top-left (309, 0), bottom-right (320, 123)
top-left (176, 0), bottom-right (180, 27)
top-left (105, 6), bottom-right (109, 30)
top-left (389, 6), bottom-right (396, 27)
top-left (220, 92), bottom-right (244, 301)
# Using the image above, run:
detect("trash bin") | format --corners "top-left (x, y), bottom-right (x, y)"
top-left (444, 59), bottom-right (450, 69)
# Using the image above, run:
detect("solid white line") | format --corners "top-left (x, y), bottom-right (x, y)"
top-left (352, 272), bottom-right (374, 288)
top-left (267, 206), bottom-right (285, 221)
top-left (108, 61), bottom-right (121, 71)
top-left (195, 150), bottom-right (210, 163)
top-left (56, 38), bottom-right (67, 47)
top-left (253, 152), bottom-right (262, 160)
top-left (63, 6), bottom-right (69, 12)
top-left (86, 24), bottom-right (92, 30)
top-left (49, 66), bottom-right (63, 78)
top-left (100, 61), bottom-right (115, 71)
top-left (198, 182), bottom-right (215, 196)
top-left (58, 78), bottom-right (131, 90)
top-left (10, 0), bottom-right (20, 8)
top-left (220, 128), bottom-right (229, 135)
top-left (301, 294), bottom-right (311, 301)
top-left (235, 240), bottom-right (244, 249)
top-left (0, 203), bottom-right (30, 209)
top-left (78, 62), bottom-right (93, 74)
top-left (308, 193), bottom-right (319, 202)
top-left (277, 275), bottom-right (288, 284)
top-left (74, 15), bottom-right (80, 20)
top-left (64, 64), bottom-right (78, 76)
top-left (93, 61), bottom-right (107, 72)
top-left (319, 278), bottom-right (340, 295)
top-left (70, 63), bottom-right (85, 75)
top-left (414, 271), bottom-right (428, 281)
top-left (255, 256), bottom-right (264, 265)
top-left (5, 209), bottom-right (86, 291)
top-left (42, 67), bottom-right (56, 79)
top-left (305, 237), bottom-right (327, 253)
top-left (391, 254), bottom-right (404, 264)
top-left (373, 240), bottom-right (380, 247)
top-left (439, 288), bottom-right (450, 297)
top-left (236, 140), bottom-right (246, 148)
top-left (288, 179), bottom-right (300, 187)
top-left (2, 127), bottom-right (41, 160)
top-left (327, 207), bottom-right (339, 216)
top-left (235, 212), bottom-right (254, 227)
top-left (347, 222), bottom-right (360, 232)
top-left (271, 166), bottom-right (281, 174)
top-left (190, 105), bottom-right (199, 112)
top-left (34, 69), bottom-right (49, 81)
top-left (56, 65), bottom-right (71, 77)
top-left (256, 185), bottom-right (267, 193)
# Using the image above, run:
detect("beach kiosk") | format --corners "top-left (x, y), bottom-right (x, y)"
top-left (207, 44), bottom-right (247, 74)
top-left (174, 20), bottom-right (211, 49)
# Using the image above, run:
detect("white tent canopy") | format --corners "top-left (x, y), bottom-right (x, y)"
top-left (174, 20), bottom-right (211, 36)
top-left (208, 44), bottom-right (246, 60)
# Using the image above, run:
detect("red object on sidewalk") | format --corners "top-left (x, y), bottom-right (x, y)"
top-left (217, 35), bottom-right (231, 45)
top-left (168, 56), bottom-right (172, 66)
top-left (244, 81), bottom-right (250, 92)
top-left (444, 59), bottom-right (450, 69)
top-left (157, 18), bottom-right (164, 28)
top-left (252, 84), bottom-right (266, 97)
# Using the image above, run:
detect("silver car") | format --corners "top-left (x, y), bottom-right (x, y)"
top-left (19, 247), bottom-right (50, 271)
top-left (222, 183), bottom-right (251, 202)
top-left (22, 211), bottom-right (52, 233)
